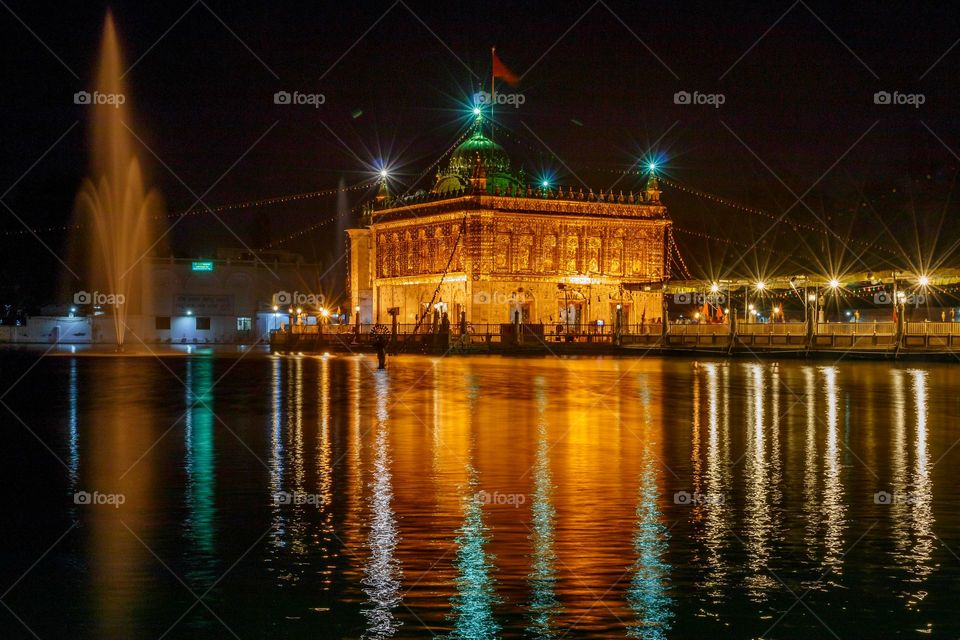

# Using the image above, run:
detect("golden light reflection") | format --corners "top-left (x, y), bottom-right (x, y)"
top-left (361, 371), bottom-right (403, 638)
top-left (908, 370), bottom-right (935, 589)
top-left (802, 367), bottom-right (820, 563)
top-left (87, 360), bottom-right (154, 639)
top-left (695, 362), bottom-right (731, 602)
top-left (315, 355), bottom-right (335, 590)
top-left (821, 366), bottom-right (846, 574)
top-left (743, 363), bottom-right (776, 599)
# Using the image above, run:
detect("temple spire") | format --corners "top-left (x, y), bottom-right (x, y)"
top-left (375, 173), bottom-right (390, 203)
top-left (644, 170), bottom-right (661, 204)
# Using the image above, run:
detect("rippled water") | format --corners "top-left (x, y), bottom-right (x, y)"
top-left (2, 350), bottom-right (959, 638)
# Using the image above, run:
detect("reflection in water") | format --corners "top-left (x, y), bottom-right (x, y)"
top-left (449, 375), bottom-right (499, 640)
top-left (269, 356), bottom-right (286, 554)
top-left (31, 354), bottom-right (960, 638)
top-left (627, 385), bottom-right (673, 639)
top-left (802, 367), bottom-right (820, 564)
top-left (184, 354), bottom-right (217, 584)
top-left (68, 357), bottom-right (79, 490)
top-left (695, 363), bottom-right (731, 602)
top-left (315, 355), bottom-right (336, 591)
top-left (908, 370), bottom-right (935, 589)
top-left (743, 364), bottom-right (776, 599)
top-left (289, 357), bottom-right (307, 560)
top-left (821, 366), bottom-right (845, 575)
top-left (361, 372), bottom-right (403, 639)
top-left (87, 360), bottom-right (153, 639)
top-left (526, 377), bottom-right (561, 638)
top-left (891, 370), bottom-right (936, 612)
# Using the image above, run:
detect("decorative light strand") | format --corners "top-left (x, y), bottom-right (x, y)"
top-left (1, 181), bottom-right (377, 237)
top-left (659, 176), bottom-right (899, 257)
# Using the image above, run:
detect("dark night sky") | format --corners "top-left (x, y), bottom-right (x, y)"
top-left (3, 1), bottom-right (960, 307)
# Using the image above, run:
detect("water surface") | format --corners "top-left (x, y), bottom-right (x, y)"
top-left (1, 350), bottom-right (959, 638)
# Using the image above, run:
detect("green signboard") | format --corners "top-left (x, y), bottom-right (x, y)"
top-left (191, 261), bottom-right (215, 272)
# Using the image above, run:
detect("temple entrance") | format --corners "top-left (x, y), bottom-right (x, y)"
top-left (508, 301), bottom-right (532, 323)
top-left (610, 302), bottom-right (630, 327)
top-left (561, 302), bottom-right (583, 331)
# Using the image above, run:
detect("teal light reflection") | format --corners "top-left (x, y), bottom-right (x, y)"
top-left (628, 384), bottom-right (673, 639)
top-left (449, 373), bottom-right (499, 640)
top-left (526, 377), bottom-right (561, 638)
top-left (627, 452), bottom-right (674, 639)
top-left (184, 354), bottom-right (217, 578)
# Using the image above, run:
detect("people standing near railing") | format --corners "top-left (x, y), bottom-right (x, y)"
top-left (440, 312), bottom-right (450, 348)
top-left (375, 334), bottom-right (387, 369)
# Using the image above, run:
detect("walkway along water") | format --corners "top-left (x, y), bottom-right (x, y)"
top-left (270, 318), bottom-right (960, 361)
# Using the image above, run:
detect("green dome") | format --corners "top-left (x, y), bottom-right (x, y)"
top-left (447, 129), bottom-right (511, 175)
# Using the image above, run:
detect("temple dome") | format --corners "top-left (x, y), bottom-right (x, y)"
top-left (447, 128), bottom-right (511, 175)
top-left (432, 115), bottom-right (521, 195)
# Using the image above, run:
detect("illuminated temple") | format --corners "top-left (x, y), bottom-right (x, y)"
top-left (346, 114), bottom-right (670, 330)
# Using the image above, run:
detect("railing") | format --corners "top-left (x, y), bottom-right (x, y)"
top-left (668, 323), bottom-right (729, 335)
top-left (738, 322), bottom-right (806, 335)
top-left (905, 321), bottom-right (960, 335)
top-left (274, 319), bottom-right (960, 351)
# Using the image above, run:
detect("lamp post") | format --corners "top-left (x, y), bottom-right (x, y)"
top-left (320, 307), bottom-right (329, 342)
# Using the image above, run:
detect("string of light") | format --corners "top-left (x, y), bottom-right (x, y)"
top-left (1, 181), bottom-right (377, 237)
top-left (658, 176), bottom-right (900, 257)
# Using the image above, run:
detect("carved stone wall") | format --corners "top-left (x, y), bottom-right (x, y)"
top-left (482, 217), bottom-right (664, 280)
top-left (376, 220), bottom-right (464, 278)
top-left (372, 210), bottom-right (666, 282)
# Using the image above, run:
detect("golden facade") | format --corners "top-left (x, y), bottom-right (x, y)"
top-left (347, 119), bottom-right (669, 329)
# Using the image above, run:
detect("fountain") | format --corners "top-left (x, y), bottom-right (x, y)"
top-left (74, 11), bottom-right (162, 348)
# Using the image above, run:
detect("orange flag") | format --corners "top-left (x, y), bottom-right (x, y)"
top-left (492, 48), bottom-right (519, 86)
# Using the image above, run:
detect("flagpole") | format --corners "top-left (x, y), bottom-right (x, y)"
top-left (490, 46), bottom-right (495, 139)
